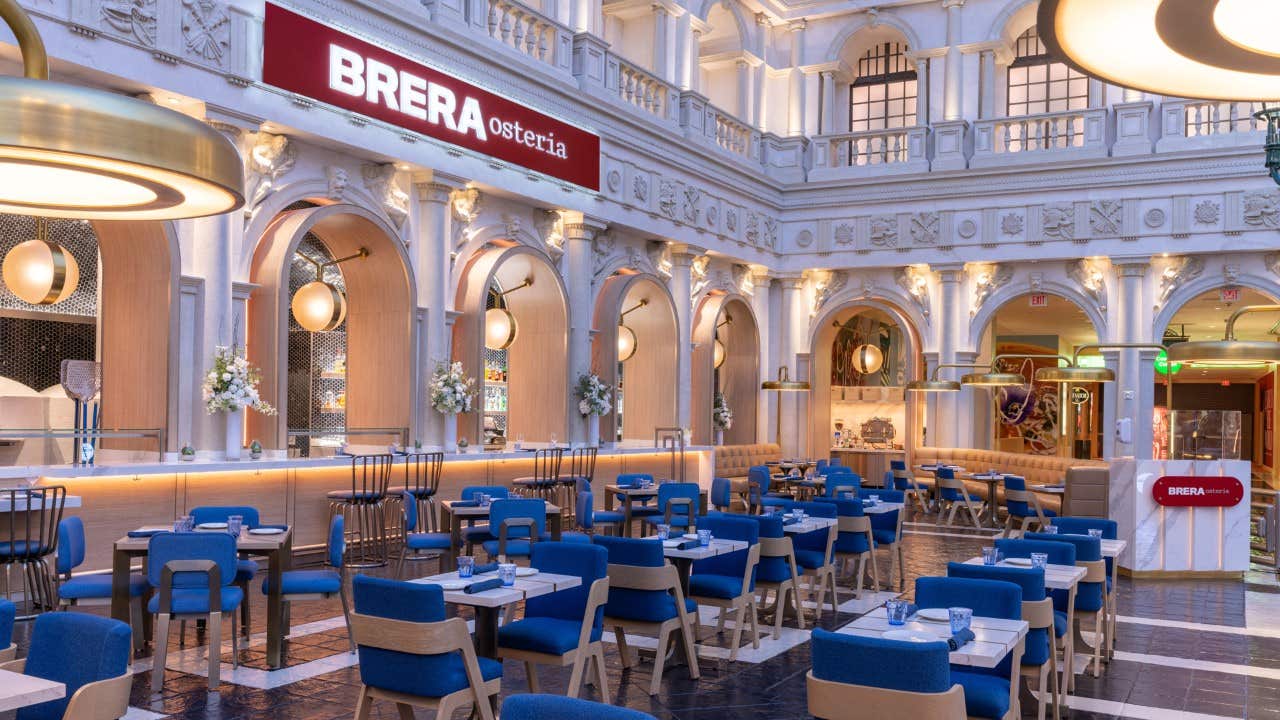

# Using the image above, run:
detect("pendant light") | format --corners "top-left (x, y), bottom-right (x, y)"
top-left (905, 363), bottom-right (989, 392)
top-left (761, 366), bottom-right (810, 445)
top-left (851, 344), bottom-right (884, 375)
top-left (291, 247), bottom-right (367, 332)
top-left (1166, 305), bottom-right (1280, 365)
top-left (2, 217), bottom-right (78, 304)
top-left (484, 277), bottom-right (533, 350)
top-left (0, 0), bottom-right (243, 219)
top-left (713, 339), bottom-right (726, 369)
top-left (963, 353), bottom-right (1074, 387)
top-left (616, 298), bottom-right (648, 362)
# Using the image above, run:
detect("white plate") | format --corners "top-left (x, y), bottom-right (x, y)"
top-left (435, 579), bottom-right (470, 591)
top-left (515, 567), bottom-right (539, 577)
top-left (661, 540), bottom-right (682, 548)
top-left (248, 527), bottom-right (284, 535)
top-left (884, 629), bottom-right (941, 643)
top-left (916, 608), bottom-right (951, 623)
top-left (682, 533), bottom-right (699, 540)
top-left (1004, 557), bottom-right (1034, 567)
top-left (196, 522), bottom-right (228, 530)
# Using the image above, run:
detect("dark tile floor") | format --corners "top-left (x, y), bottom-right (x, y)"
top-left (6, 511), bottom-right (1278, 720)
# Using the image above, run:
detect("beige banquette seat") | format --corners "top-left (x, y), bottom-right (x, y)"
top-left (912, 447), bottom-right (1108, 513)
top-left (714, 443), bottom-right (782, 498)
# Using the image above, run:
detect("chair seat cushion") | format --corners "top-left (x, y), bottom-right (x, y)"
top-left (148, 586), bottom-right (244, 614)
top-left (235, 559), bottom-right (259, 583)
top-left (463, 526), bottom-right (495, 543)
top-left (366, 652), bottom-right (503, 698)
top-left (1022, 627), bottom-right (1051, 666)
top-left (262, 570), bottom-right (341, 596)
top-left (60, 572), bottom-right (147, 600)
top-left (558, 532), bottom-right (592, 544)
top-left (0, 541), bottom-right (49, 558)
top-left (605, 592), bottom-right (697, 623)
top-left (952, 669), bottom-right (1011, 719)
top-left (407, 532), bottom-right (453, 551)
top-left (593, 511), bottom-right (626, 524)
top-left (689, 573), bottom-right (744, 600)
top-left (872, 529), bottom-right (898, 546)
top-left (794, 549), bottom-right (832, 570)
top-left (498, 616), bottom-right (596, 656)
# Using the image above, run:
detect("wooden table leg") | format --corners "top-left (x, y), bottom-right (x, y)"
top-left (110, 547), bottom-right (130, 625)
top-left (473, 606), bottom-right (500, 659)
top-left (550, 512), bottom-right (562, 541)
top-left (445, 510), bottom-right (460, 571)
top-left (265, 535), bottom-right (291, 669)
top-left (623, 502), bottom-right (634, 538)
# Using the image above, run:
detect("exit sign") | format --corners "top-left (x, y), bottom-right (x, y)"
top-left (1029, 294), bottom-right (1049, 308)
top-left (1221, 287), bottom-right (1241, 303)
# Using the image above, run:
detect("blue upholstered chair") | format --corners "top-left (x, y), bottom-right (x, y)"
top-left (807, 629), bottom-right (966, 720)
top-left (915, 576), bottom-right (1024, 720)
top-left (822, 469), bottom-right (861, 498)
top-left (481, 498), bottom-right (548, 561)
top-left (592, 535), bottom-right (700, 694)
top-left (146, 531), bottom-right (245, 692)
top-left (710, 477), bottom-right (734, 511)
top-left (0, 612), bottom-right (132, 720)
top-left (790, 501), bottom-right (839, 617)
top-left (575, 490), bottom-right (623, 537)
top-left (947, 562), bottom-right (1059, 720)
top-left (53, 517), bottom-right (147, 650)
top-left (497, 542), bottom-right (610, 696)
top-left (747, 465), bottom-right (791, 514)
top-left (263, 515), bottom-right (354, 653)
top-left (350, 575), bottom-right (501, 720)
top-left (501, 694), bottom-right (657, 720)
top-left (995, 537), bottom-right (1077, 695)
top-left (1026, 530), bottom-right (1108, 685)
top-left (459, 485), bottom-right (511, 553)
top-left (614, 473), bottom-right (660, 532)
top-left (0, 598), bottom-right (14, 661)
top-left (1053, 515), bottom-right (1119, 660)
top-left (746, 513), bottom-right (806, 635)
top-left (858, 488), bottom-right (906, 590)
top-left (643, 482), bottom-right (701, 531)
top-left (397, 490), bottom-right (453, 577)
top-left (815, 458), bottom-right (833, 475)
top-left (890, 458), bottom-right (930, 511)
top-left (934, 467), bottom-right (985, 528)
top-left (190, 505), bottom-right (261, 637)
top-left (814, 497), bottom-right (878, 598)
top-left (1000, 476), bottom-right (1056, 537)
top-left (688, 515), bottom-right (760, 661)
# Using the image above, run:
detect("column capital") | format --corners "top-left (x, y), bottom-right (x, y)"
top-left (942, 0), bottom-right (965, 9)
top-left (755, 11), bottom-right (771, 26)
top-left (933, 263), bottom-right (965, 283)
top-left (558, 211), bottom-right (608, 240)
top-left (1113, 257), bottom-right (1152, 278)
top-left (668, 243), bottom-right (706, 262)
top-left (775, 272), bottom-right (806, 290)
top-left (787, 19), bottom-right (806, 32)
top-left (412, 170), bottom-right (469, 203)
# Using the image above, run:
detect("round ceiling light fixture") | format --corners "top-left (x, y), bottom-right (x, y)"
top-left (960, 371), bottom-right (1027, 387)
top-left (905, 378), bottom-right (961, 392)
top-left (851, 344), bottom-right (884, 375)
top-left (1, 219), bottom-right (78, 305)
top-left (1038, 0), bottom-right (1280, 101)
top-left (292, 280), bottom-right (347, 332)
top-left (1034, 366), bottom-right (1117, 384)
top-left (1165, 305), bottom-right (1280, 365)
top-left (618, 324), bottom-right (638, 362)
top-left (761, 366), bottom-right (810, 391)
top-left (0, 0), bottom-right (244, 219)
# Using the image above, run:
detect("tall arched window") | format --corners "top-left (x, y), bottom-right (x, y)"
top-left (849, 42), bottom-right (917, 132)
top-left (1006, 26), bottom-right (1087, 116)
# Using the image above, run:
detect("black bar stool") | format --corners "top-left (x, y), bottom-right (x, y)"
top-left (558, 446), bottom-right (598, 520)
top-left (327, 454), bottom-right (393, 568)
top-left (389, 452), bottom-right (444, 532)
top-left (1, 485), bottom-right (66, 618)
top-left (513, 448), bottom-right (563, 503)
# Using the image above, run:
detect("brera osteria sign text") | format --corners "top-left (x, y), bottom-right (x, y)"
top-left (261, 4), bottom-right (600, 190)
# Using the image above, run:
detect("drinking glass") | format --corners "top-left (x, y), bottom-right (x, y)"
top-left (1043, 525), bottom-right (1058, 534)
top-left (227, 514), bottom-right (244, 537)
top-left (549, 433), bottom-right (557, 447)
top-left (697, 529), bottom-right (713, 547)
top-left (868, 494), bottom-right (880, 506)
top-left (948, 607), bottom-right (973, 634)
top-left (1087, 528), bottom-right (1104, 539)
top-left (457, 555), bottom-right (475, 578)
top-left (182, 515), bottom-right (194, 533)
top-left (478, 493), bottom-right (491, 508)
top-left (498, 563), bottom-right (517, 587)
top-left (1030, 552), bottom-right (1049, 569)
top-left (885, 599), bottom-right (909, 626)
top-left (982, 547), bottom-right (1000, 566)
top-left (657, 524), bottom-right (671, 540)
top-left (840, 491), bottom-right (855, 501)
top-left (173, 518), bottom-right (186, 533)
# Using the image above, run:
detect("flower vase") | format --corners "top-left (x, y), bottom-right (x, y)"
top-left (225, 409), bottom-right (243, 461)
top-left (443, 414), bottom-right (458, 453)
top-left (715, 428), bottom-right (724, 446)
top-left (587, 415), bottom-right (600, 447)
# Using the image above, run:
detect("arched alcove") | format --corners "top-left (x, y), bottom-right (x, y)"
top-left (691, 293), bottom-right (759, 445)
top-left (454, 244), bottom-right (569, 445)
top-left (593, 273), bottom-right (679, 443)
top-left (247, 203), bottom-right (417, 452)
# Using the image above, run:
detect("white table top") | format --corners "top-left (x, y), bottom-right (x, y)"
top-left (917, 464), bottom-right (964, 472)
top-left (0, 669), bottom-right (65, 712)
top-left (1100, 538), bottom-right (1126, 558)
top-left (862, 501), bottom-right (905, 515)
top-left (838, 612), bottom-right (1028, 669)
top-left (114, 526), bottom-right (292, 552)
top-left (411, 570), bottom-right (582, 608)
top-left (605, 485), bottom-right (659, 497)
top-left (1030, 485), bottom-right (1065, 495)
top-left (962, 557), bottom-right (1086, 590)
top-left (652, 537), bottom-right (749, 560)
top-left (781, 516), bottom-right (837, 534)
top-left (0, 492), bottom-right (82, 512)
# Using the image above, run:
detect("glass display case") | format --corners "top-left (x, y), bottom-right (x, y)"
top-left (1171, 410), bottom-right (1242, 461)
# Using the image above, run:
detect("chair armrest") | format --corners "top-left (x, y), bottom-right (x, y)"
top-left (575, 577), bottom-right (611, 651)
top-left (740, 543), bottom-right (761, 591)
top-left (61, 671), bottom-right (132, 720)
top-left (158, 559), bottom-right (220, 615)
top-left (0, 657), bottom-right (25, 672)
top-left (498, 518), bottom-right (536, 559)
top-left (0, 643), bottom-right (15, 663)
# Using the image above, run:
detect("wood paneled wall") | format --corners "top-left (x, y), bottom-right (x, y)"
top-left (691, 294), bottom-right (759, 445)
top-left (594, 274), bottom-right (679, 442)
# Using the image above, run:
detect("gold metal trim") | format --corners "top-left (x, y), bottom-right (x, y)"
top-left (761, 366), bottom-right (809, 391)
top-left (960, 372), bottom-right (1025, 387)
top-left (904, 379), bottom-right (961, 392)
top-left (1034, 366), bottom-right (1116, 383)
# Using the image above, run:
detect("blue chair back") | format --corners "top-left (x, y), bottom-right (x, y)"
top-left (824, 469), bottom-right (862, 497)
top-left (328, 515), bottom-right (345, 569)
top-left (993, 538), bottom-right (1077, 566)
top-left (747, 465), bottom-right (771, 495)
top-left (743, 513), bottom-right (789, 581)
top-left (710, 477), bottom-right (732, 510)
top-left (488, 498), bottom-right (546, 539)
top-left (528, 542), bottom-right (608, 629)
top-left (1003, 475), bottom-right (1030, 516)
top-left (790, 501), bottom-right (836, 555)
top-left (890, 459), bottom-right (907, 472)
top-left (502, 694), bottom-right (658, 720)
top-left (1024, 532), bottom-right (1101, 562)
top-left (1053, 517), bottom-right (1117, 539)
top-left (814, 498), bottom-right (870, 555)
top-left (190, 505), bottom-right (261, 529)
top-left (816, 459), bottom-right (831, 475)
top-left (946, 562), bottom-right (1051, 666)
top-left (857, 488), bottom-right (905, 503)
top-left (0, 598), bottom-right (13, 650)
top-left (352, 575), bottom-right (471, 698)
top-left (692, 515), bottom-right (758, 588)
top-left (934, 466), bottom-right (963, 501)
top-left (915, 576), bottom-right (1022, 620)
top-left (18, 613), bottom-right (131, 720)
top-left (146, 532), bottom-right (238, 589)
top-left (460, 485), bottom-right (510, 501)
top-left (591, 535), bottom-right (669, 620)
top-left (402, 490), bottom-right (421, 532)
top-left (856, 488), bottom-right (903, 538)
top-left (811, 628), bottom-right (951, 693)
top-left (55, 517), bottom-right (86, 575)
top-left (577, 490), bottom-right (595, 530)
top-left (656, 482), bottom-right (700, 515)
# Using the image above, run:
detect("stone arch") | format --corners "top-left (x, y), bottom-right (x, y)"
top-left (696, 0), bottom-right (754, 49)
top-left (823, 13), bottom-right (922, 64)
top-left (691, 292), bottom-right (760, 444)
top-left (968, 280), bottom-right (1109, 351)
top-left (450, 222), bottom-right (556, 311)
top-left (1154, 272), bottom-right (1280, 340)
top-left (986, 0), bottom-right (1039, 45)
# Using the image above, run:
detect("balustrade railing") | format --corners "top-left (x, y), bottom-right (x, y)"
top-left (1157, 99), bottom-right (1268, 152)
top-left (711, 106), bottom-right (756, 159)
top-left (810, 127), bottom-right (929, 178)
top-left (482, 0), bottom-right (573, 74)
top-left (609, 56), bottom-right (675, 122)
top-left (971, 108), bottom-right (1108, 166)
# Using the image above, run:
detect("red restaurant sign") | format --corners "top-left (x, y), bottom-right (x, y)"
top-left (1152, 475), bottom-right (1245, 507)
top-left (261, 4), bottom-right (601, 190)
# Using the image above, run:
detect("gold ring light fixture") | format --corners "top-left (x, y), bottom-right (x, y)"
top-left (0, 0), bottom-right (244, 219)
top-left (2, 217), bottom-right (78, 305)
top-left (1166, 305), bottom-right (1280, 365)
top-left (713, 315), bottom-right (732, 369)
top-left (617, 298), bottom-right (648, 362)
top-left (761, 366), bottom-right (810, 445)
top-left (963, 354), bottom-right (1076, 387)
top-left (1033, 344), bottom-right (1170, 384)
top-left (905, 363), bottom-right (993, 393)
top-left (291, 247), bottom-right (368, 332)
top-left (484, 276), bottom-right (533, 351)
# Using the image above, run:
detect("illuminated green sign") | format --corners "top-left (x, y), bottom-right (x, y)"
top-left (1155, 348), bottom-right (1182, 376)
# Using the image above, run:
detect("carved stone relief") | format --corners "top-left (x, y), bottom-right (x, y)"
top-left (658, 181), bottom-right (678, 219)
top-left (1244, 191), bottom-right (1280, 229)
top-left (894, 265), bottom-right (931, 319)
top-left (908, 212), bottom-right (940, 245)
top-left (1043, 203), bottom-right (1076, 240)
top-left (324, 165), bottom-right (349, 201)
top-left (869, 216), bottom-right (898, 248)
top-left (245, 132), bottom-right (296, 209)
top-left (811, 270), bottom-right (848, 315)
top-left (999, 213), bottom-right (1024, 236)
top-left (361, 164), bottom-right (409, 229)
top-left (181, 0), bottom-right (229, 65)
top-left (101, 0), bottom-right (157, 45)
top-left (1194, 200), bottom-right (1221, 225)
top-left (1156, 255), bottom-right (1205, 309)
top-left (970, 263), bottom-right (1012, 318)
top-left (1067, 258), bottom-right (1108, 312)
top-left (1089, 200), bottom-right (1122, 236)
top-left (834, 223), bottom-right (855, 246)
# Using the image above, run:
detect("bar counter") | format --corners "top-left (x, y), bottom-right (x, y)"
top-left (1, 443), bottom-right (713, 574)
top-left (828, 447), bottom-right (905, 480)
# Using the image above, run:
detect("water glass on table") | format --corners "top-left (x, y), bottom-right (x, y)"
top-left (697, 529), bottom-right (713, 547)
top-left (657, 524), bottom-right (671, 540)
top-left (982, 546), bottom-right (1000, 566)
top-left (498, 563), bottom-right (517, 587)
top-left (458, 555), bottom-right (476, 578)
top-left (1087, 528), bottom-right (1104, 539)
top-left (885, 599), bottom-right (909, 626)
top-left (868, 494), bottom-right (880, 506)
top-left (1043, 525), bottom-right (1058, 534)
top-left (948, 607), bottom-right (973, 634)
top-left (1030, 552), bottom-right (1049, 569)
top-left (227, 514), bottom-right (244, 537)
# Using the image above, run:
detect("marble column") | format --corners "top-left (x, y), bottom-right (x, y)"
top-left (737, 59), bottom-right (752, 122)
top-left (787, 21), bottom-right (806, 137)
top-left (1114, 259), bottom-right (1154, 459)
top-left (668, 246), bottom-right (699, 431)
top-left (561, 213), bottom-right (608, 444)
top-left (778, 274), bottom-right (806, 454)
top-left (820, 70), bottom-right (835, 134)
top-left (1101, 349), bottom-right (1119, 459)
top-left (750, 269), bottom-right (774, 443)
top-left (652, 4), bottom-right (671, 82)
top-left (978, 49), bottom-right (996, 119)
top-left (933, 265), bottom-right (965, 447)
top-left (942, 0), bottom-right (965, 122)
top-left (674, 10), bottom-right (692, 91)
top-left (690, 26), bottom-right (704, 93)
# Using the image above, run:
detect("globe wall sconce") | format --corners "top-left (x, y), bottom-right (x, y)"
top-left (617, 298), bottom-right (648, 362)
top-left (483, 276), bottom-right (533, 350)
top-left (291, 247), bottom-right (368, 332)
top-left (2, 218), bottom-right (78, 305)
top-left (851, 344), bottom-right (884, 375)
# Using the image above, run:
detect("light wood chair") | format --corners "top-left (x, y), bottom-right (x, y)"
top-left (600, 561), bottom-right (701, 695)
top-left (935, 474), bottom-right (986, 529)
top-left (498, 577), bottom-right (611, 698)
top-left (755, 535), bottom-right (807, 635)
top-left (690, 543), bottom-right (761, 661)
top-left (1, 657), bottom-right (131, 720)
top-left (807, 672), bottom-right (968, 720)
top-left (832, 513), bottom-right (880, 600)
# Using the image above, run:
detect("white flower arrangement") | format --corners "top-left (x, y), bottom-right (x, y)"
top-left (576, 373), bottom-right (613, 417)
top-left (430, 362), bottom-right (476, 415)
top-left (203, 346), bottom-right (275, 415)
top-left (713, 392), bottom-right (733, 430)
